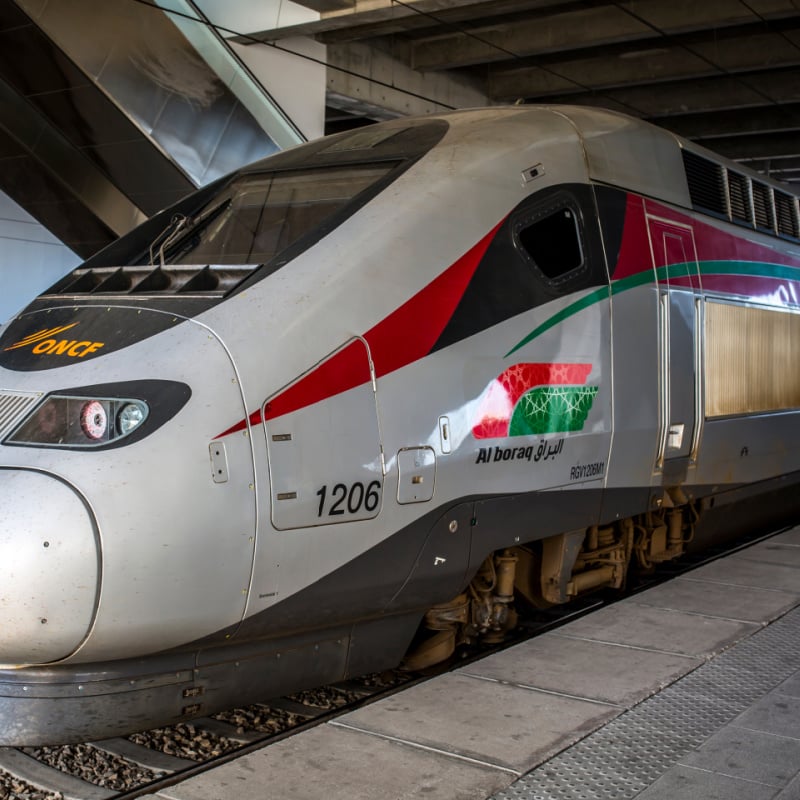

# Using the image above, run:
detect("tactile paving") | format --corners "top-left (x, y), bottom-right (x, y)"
top-left (491, 607), bottom-right (800, 800)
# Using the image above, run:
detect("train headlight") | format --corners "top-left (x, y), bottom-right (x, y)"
top-left (117, 402), bottom-right (146, 435)
top-left (6, 395), bottom-right (149, 448)
top-left (3, 380), bottom-right (191, 450)
top-left (80, 400), bottom-right (108, 441)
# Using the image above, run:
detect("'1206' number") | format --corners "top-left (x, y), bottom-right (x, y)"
top-left (316, 481), bottom-right (381, 518)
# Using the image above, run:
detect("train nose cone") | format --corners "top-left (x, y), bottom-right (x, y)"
top-left (0, 470), bottom-right (99, 665)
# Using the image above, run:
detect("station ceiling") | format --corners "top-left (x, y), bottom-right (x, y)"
top-left (1, 0), bottom-right (797, 266)
top-left (254, 0), bottom-right (800, 187)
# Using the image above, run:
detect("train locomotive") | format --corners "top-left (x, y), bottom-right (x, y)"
top-left (1, 106), bottom-right (799, 745)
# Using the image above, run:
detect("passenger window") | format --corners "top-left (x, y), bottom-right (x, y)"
top-left (516, 206), bottom-right (584, 283)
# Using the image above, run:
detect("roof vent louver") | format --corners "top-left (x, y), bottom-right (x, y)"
top-left (682, 147), bottom-right (798, 242)
top-left (727, 171), bottom-right (752, 225)
top-left (43, 264), bottom-right (251, 299)
top-left (775, 191), bottom-right (800, 239)
top-left (94, 268), bottom-right (133, 294)
top-left (751, 182), bottom-right (775, 232)
top-left (178, 266), bottom-right (221, 293)
top-left (682, 150), bottom-right (726, 216)
top-left (131, 268), bottom-right (172, 294)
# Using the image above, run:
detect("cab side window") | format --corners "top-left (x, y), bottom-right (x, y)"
top-left (515, 203), bottom-right (586, 287)
top-left (428, 185), bottom-right (608, 354)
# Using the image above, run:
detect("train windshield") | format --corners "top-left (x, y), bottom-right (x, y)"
top-left (150, 163), bottom-right (394, 267)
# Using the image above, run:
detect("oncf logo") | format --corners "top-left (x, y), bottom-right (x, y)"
top-left (3, 323), bottom-right (104, 358)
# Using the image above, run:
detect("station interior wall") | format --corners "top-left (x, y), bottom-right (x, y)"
top-left (0, 191), bottom-right (79, 325)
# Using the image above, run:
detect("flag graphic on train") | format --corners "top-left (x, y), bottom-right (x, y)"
top-left (472, 363), bottom-right (598, 438)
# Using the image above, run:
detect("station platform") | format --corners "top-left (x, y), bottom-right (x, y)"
top-left (149, 526), bottom-right (800, 800)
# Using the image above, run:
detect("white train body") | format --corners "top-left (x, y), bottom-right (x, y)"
top-left (0, 106), bottom-right (798, 743)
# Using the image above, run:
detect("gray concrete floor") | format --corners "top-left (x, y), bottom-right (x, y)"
top-left (151, 527), bottom-right (800, 800)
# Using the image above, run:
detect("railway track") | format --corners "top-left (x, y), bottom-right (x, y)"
top-left (0, 524), bottom-right (786, 800)
top-left (0, 670), bottom-right (416, 800)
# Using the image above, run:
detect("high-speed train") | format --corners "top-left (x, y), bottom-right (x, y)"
top-left (1, 106), bottom-right (799, 745)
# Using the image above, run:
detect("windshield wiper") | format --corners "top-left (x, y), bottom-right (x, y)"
top-left (149, 214), bottom-right (191, 270)
top-left (147, 199), bottom-right (234, 268)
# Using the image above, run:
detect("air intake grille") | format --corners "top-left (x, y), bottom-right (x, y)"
top-left (775, 191), bottom-right (799, 238)
top-left (0, 391), bottom-right (41, 438)
top-left (728, 171), bottom-right (751, 224)
top-left (682, 147), bottom-right (799, 242)
top-left (752, 182), bottom-right (774, 231)
top-left (682, 150), bottom-right (726, 216)
top-left (46, 265), bottom-right (252, 298)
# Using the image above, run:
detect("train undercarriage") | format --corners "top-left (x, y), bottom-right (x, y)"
top-left (404, 500), bottom-right (699, 670)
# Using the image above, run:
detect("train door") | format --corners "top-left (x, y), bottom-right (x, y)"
top-left (646, 214), bottom-right (702, 471)
top-left (263, 337), bottom-right (384, 532)
top-left (242, 336), bottom-right (384, 620)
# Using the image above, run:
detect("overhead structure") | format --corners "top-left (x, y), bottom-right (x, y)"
top-left (249, 0), bottom-right (800, 186)
top-left (0, 0), bottom-right (303, 257)
top-left (0, 0), bottom-right (796, 270)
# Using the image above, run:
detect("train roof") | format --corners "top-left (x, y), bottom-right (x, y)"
top-left (246, 105), bottom-right (799, 244)
top-left (535, 105), bottom-right (799, 240)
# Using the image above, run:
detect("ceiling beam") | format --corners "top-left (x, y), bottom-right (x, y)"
top-left (290, 0), bottom-right (354, 11)
top-left (532, 67), bottom-right (800, 118)
top-left (413, 5), bottom-right (651, 70)
top-left (410, 0), bottom-right (800, 70)
top-left (695, 131), bottom-right (800, 161)
top-left (326, 40), bottom-right (487, 118)
top-left (741, 155), bottom-right (800, 184)
top-left (488, 27), bottom-right (800, 101)
top-left (658, 104), bottom-right (800, 140)
top-left (238, 0), bottom-right (574, 44)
